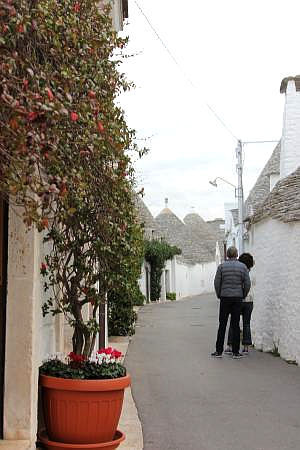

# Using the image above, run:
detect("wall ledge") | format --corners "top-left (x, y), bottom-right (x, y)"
top-left (0, 441), bottom-right (31, 449)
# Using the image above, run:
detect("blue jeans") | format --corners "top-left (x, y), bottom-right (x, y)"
top-left (227, 302), bottom-right (253, 346)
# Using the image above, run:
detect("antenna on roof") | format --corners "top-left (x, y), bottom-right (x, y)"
top-left (165, 198), bottom-right (168, 208)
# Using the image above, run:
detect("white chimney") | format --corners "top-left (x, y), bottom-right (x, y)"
top-left (280, 75), bottom-right (300, 179)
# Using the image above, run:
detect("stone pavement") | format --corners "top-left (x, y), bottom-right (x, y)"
top-left (109, 336), bottom-right (143, 450)
top-left (125, 294), bottom-right (300, 450)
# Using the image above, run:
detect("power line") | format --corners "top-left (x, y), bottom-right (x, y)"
top-left (134, 1), bottom-right (239, 142)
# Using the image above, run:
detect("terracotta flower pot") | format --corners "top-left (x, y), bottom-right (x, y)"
top-left (39, 374), bottom-right (131, 445)
top-left (38, 429), bottom-right (125, 450)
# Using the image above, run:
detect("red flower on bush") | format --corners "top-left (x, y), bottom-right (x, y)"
top-left (97, 347), bottom-right (122, 359)
top-left (88, 90), bottom-right (96, 99)
top-left (73, 2), bottom-right (81, 12)
top-left (98, 347), bottom-right (112, 355)
top-left (27, 111), bottom-right (38, 122)
top-left (97, 121), bottom-right (104, 133)
top-left (68, 352), bottom-right (86, 363)
top-left (41, 217), bottom-right (49, 229)
top-left (46, 88), bottom-right (54, 101)
top-left (111, 349), bottom-right (122, 359)
top-left (40, 262), bottom-right (47, 275)
top-left (17, 23), bottom-right (24, 33)
top-left (70, 111), bottom-right (79, 122)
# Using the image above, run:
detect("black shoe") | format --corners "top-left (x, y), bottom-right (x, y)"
top-left (211, 351), bottom-right (223, 358)
top-left (232, 352), bottom-right (244, 359)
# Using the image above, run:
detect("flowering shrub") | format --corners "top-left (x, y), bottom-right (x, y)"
top-left (39, 348), bottom-right (126, 380)
top-left (0, 0), bottom-right (145, 356)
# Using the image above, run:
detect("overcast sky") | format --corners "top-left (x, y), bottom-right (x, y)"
top-left (119, 0), bottom-right (298, 221)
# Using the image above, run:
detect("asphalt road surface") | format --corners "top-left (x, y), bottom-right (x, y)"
top-left (125, 294), bottom-right (300, 450)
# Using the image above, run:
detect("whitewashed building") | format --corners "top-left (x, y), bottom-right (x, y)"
top-left (136, 197), bottom-right (224, 302)
top-left (245, 75), bottom-right (300, 364)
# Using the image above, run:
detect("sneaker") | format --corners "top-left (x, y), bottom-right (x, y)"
top-left (242, 349), bottom-right (249, 356)
top-left (211, 351), bottom-right (223, 358)
top-left (232, 353), bottom-right (244, 359)
top-left (224, 347), bottom-right (233, 355)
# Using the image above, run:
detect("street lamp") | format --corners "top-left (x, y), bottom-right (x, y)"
top-left (209, 177), bottom-right (237, 194)
top-left (209, 169), bottom-right (243, 254)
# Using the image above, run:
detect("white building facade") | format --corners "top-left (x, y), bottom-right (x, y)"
top-left (246, 76), bottom-right (300, 364)
top-left (165, 258), bottom-right (216, 300)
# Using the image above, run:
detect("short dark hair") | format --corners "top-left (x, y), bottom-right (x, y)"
top-left (238, 252), bottom-right (254, 270)
top-left (226, 246), bottom-right (238, 259)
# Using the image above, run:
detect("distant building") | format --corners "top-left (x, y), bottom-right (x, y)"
top-left (136, 198), bottom-right (224, 300)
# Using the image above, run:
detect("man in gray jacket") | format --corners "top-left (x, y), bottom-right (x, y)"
top-left (212, 246), bottom-right (251, 359)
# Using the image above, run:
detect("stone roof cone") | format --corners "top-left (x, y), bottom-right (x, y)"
top-left (134, 195), bottom-right (158, 239)
top-left (184, 213), bottom-right (216, 261)
top-left (156, 202), bottom-right (215, 264)
top-left (245, 142), bottom-right (280, 218)
top-left (184, 213), bottom-right (215, 240)
top-left (155, 199), bottom-right (186, 250)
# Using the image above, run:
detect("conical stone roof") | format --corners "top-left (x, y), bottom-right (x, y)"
top-left (156, 209), bottom-right (215, 264)
top-left (155, 208), bottom-right (186, 250)
top-left (206, 218), bottom-right (225, 258)
top-left (184, 213), bottom-right (217, 259)
top-left (245, 142), bottom-right (280, 218)
top-left (184, 213), bottom-right (216, 240)
top-left (251, 166), bottom-right (300, 224)
top-left (134, 195), bottom-right (158, 239)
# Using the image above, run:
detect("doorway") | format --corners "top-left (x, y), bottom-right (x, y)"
top-left (0, 199), bottom-right (8, 438)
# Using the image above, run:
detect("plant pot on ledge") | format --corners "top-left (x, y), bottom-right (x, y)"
top-left (38, 348), bottom-right (130, 450)
top-left (38, 429), bottom-right (125, 450)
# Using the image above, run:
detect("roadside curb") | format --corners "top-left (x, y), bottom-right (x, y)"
top-left (108, 336), bottom-right (143, 450)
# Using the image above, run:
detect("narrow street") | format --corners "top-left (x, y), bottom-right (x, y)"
top-left (125, 294), bottom-right (300, 450)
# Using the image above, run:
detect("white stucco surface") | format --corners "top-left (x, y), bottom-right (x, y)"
top-left (3, 208), bottom-right (61, 449)
top-left (247, 219), bottom-right (300, 364)
top-left (173, 259), bottom-right (215, 299)
top-left (280, 80), bottom-right (300, 179)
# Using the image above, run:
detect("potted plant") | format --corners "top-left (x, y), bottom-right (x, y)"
top-left (39, 348), bottom-right (130, 448)
top-left (0, 1), bottom-right (145, 449)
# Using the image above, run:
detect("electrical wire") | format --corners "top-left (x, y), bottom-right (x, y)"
top-left (134, 0), bottom-right (239, 142)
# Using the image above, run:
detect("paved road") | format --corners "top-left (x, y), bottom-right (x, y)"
top-left (125, 294), bottom-right (300, 450)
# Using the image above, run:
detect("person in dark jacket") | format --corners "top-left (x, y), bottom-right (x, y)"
top-left (211, 246), bottom-right (251, 359)
top-left (225, 252), bottom-right (255, 356)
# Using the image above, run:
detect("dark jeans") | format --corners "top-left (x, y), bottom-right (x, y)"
top-left (227, 302), bottom-right (253, 346)
top-left (216, 298), bottom-right (242, 354)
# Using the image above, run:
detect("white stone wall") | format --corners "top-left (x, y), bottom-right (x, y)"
top-left (3, 207), bottom-right (63, 449)
top-left (173, 259), bottom-right (215, 299)
top-left (247, 218), bottom-right (300, 364)
top-left (280, 80), bottom-right (300, 179)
